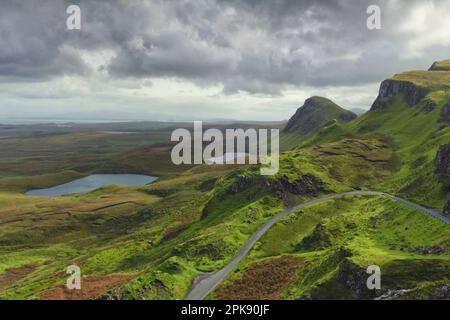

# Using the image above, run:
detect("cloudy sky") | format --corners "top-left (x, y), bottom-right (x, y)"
top-left (1, 0), bottom-right (450, 121)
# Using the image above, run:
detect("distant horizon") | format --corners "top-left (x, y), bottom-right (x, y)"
top-left (0, 117), bottom-right (289, 126)
top-left (0, 103), bottom-right (368, 125)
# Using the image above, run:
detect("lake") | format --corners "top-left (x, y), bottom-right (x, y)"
top-left (26, 174), bottom-right (158, 197)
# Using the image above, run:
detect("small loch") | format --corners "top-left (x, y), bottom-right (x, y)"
top-left (26, 174), bottom-right (158, 197)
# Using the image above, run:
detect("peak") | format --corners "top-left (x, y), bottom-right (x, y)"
top-left (284, 97), bottom-right (356, 134)
top-left (302, 96), bottom-right (342, 110)
top-left (429, 59), bottom-right (450, 71)
top-left (305, 96), bottom-right (335, 105)
top-left (307, 96), bottom-right (330, 102)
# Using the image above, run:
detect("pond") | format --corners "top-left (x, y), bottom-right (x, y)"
top-left (26, 174), bottom-right (158, 197)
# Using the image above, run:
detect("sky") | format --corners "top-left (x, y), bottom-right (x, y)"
top-left (1, 0), bottom-right (450, 121)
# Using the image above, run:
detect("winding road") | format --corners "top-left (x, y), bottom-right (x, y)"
top-left (185, 191), bottom-right (450, 300)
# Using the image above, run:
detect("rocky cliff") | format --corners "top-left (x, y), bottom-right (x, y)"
top-left (435, 143), bottom-right (450, 183)
top-left (435, 143), bottom-right (450, 215)
top-left (371, 79), bottom-right (429, 110)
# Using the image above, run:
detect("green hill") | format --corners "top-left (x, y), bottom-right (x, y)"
top-left (204, 60), bottom-right (450, 300)
top-left (300, 61), bottom-right (450, 213)
top-left (281, 96), bottom-right (356, 150)
top-left (0, 60), bottom-right (449, 300)
top-left (429, 59), bottom-right (450, 71)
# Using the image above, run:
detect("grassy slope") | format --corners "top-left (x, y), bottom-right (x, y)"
top-left (0, 166), bottom-right (229, 299)
top-left (281, 96), bottom-right (356, 150)
top-left (0, 65), bottom-right (449, 300)
top-left (207, 66), bottom-right (450, 300)
top-left (211, 195), bottom-right (450, 300)
top-left (429, 59), bottom-right (450, 71)
top-left (302, 90), bottom-right (450, 209)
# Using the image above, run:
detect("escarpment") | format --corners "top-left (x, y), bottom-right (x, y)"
top-left (371, 79), bottom-right (430, 110)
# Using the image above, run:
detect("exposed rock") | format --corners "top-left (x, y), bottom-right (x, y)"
top-left (149, 279), bottom-right (171, 297)
top-left (422, 100), bottom-right (437, 112)
top-left (441, 101), bottom-right (450, 122)
top-left (228, 173), bottom-right (327, 197)
top-left (336, 259), bottom-right (376, 299)
top-left (435, 144), bottom-right (450, 182)
top-left (371, 79), bottom-right (429, 110)
top-left (435, 144), bottom-right (450, 215)
top-left (444, 196), bottom-right (450, 216)
top-left (374, 289), bottom-right (415, 300)
top-left (277, 174), bottom-right (326, 196)
top-left (296, 223), bottom-right (331, 250)
top-left (411, 246), bottom-right (445, 255)
top-left (337, 247), bottom-right (353, 260)
top-left (433, 286), bottom-right (448, 299)
top-left (229, 175), bottom-right (252, 194)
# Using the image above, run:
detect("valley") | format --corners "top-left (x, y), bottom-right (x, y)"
top-left (0, 61), bottom-right (449, 300)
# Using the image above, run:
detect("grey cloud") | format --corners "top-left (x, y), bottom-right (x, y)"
top-left (0, 0), bottom-right (450, 94)
top-left (0, 0), bottom-right (91, 80)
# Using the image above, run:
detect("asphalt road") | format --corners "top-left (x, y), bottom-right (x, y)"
top-left (185, 191), bottom-right (450, 300)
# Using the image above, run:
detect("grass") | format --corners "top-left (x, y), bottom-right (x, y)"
top-left (0, 63), bottom-right (449, 300)
top-left (300, 90), bottom-right (450, 209)
top-left (429, 59), bottom-right (450, 71)
top-left (210, 195), bottom-right (450, 300)
top-left (391, 71), bottom-right (450, 90)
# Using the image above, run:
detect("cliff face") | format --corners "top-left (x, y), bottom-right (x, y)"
top-left (435, 143), bottom-right (450, 215)
top-left (435, 143), bottom-right (450, 183)
top-left (371, 79), bottom-right (429, 110)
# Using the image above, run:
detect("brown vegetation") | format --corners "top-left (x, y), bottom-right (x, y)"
top-left (215, 255), bottom-right (300, 300)
top-left (41, 275), bottom-right (134, 300)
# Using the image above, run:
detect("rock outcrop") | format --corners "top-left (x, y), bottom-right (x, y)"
top-left (422, 100), bottom-right (437, 112)
top-left (276, 174), bottom-right (326, 195)
top-left (296, 223), bottom-right (331, 250)
top-left (435, 143), bottom-right (450, 184)
top-left (444, 195), bottom-right (450, 216)
top-left (371, 79), bottom-right (429, 110)
top-left (227, 173), bottom-right (327, 197)
top-left (229, 175), bottom-right (251, 194)
top-left (336, 259), bottom-right (377, 299)
top-left (435, 144), bottom-right (450, 215)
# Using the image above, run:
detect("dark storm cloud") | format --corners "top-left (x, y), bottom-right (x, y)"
top-left (0, 0), bottom-right (449, 93)
top-left (0, 0), bottom-right (91, 80)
